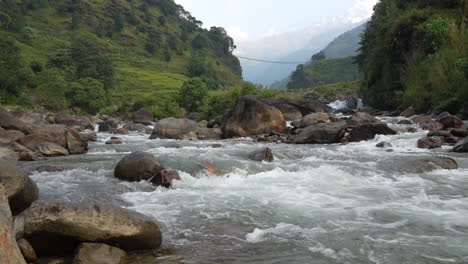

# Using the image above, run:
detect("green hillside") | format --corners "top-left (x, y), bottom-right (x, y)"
top-left (0, 0), bottom-right (242, 117)
top-left (356, 0), bottom-right (467, 114)
top-left (323, 23), bottom-right (366, 59)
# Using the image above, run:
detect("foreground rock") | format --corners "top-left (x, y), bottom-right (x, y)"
top-left (294, 121), bottom-right (347, 144)
top-left (0, 160), bottom-right (38, 215)
top-left (248, 148), bottom-right (274, 162)
top-left (409, 156), bottom-right (458, 173)
top-left (114, 152), bottom-right (180, 187)
top-left (453, 137), bottom-right (468, 152)
top-left (73, 243), bottom-right (126, 264)
top-left (0, 185), bottom-right (27, 264)
top-left (18, 200), bottom-right (162, 256)
top-left (222, 96), bottom-right (286, 138)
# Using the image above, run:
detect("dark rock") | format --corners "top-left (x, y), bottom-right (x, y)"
top-left (114, 128), bottom-right (129, 135)
top-left (345, 97), bottom-right (360, 110)
top-left (0, 129), bottom-right (25, 143)
top-left (0, 160), bottom-right (39, 215)
top-left (397, 120), bottom-right (413, 125)
top-left (269, 103), bottom-right (302, 121)
top-left (348, 112), bottom-right (380, 125)
top-left (98, 120), bottom-right (118, 132)
top-left (407, 128), bottom-right (418, 133)
top-left (248, 148), bottom-right (274, 162)
top-left (292, 100), bottom-right (326, 115)
top-left (114, 152), bottom-right (164, 183)
top-left (348, 123), bottom-right (397, 142)
top-left (150, 118), bottom-right (198, 140)
top-left (417, 137), bottom-right (443, 149)
top-left (19, 200), bottom-right (162, 256)
top-left (221, 96), bottom-right (286, 138)
top-left (18, 152), bottom-right (43, 162)
top-left (133, 108), bottom-right (154, 126)
top-left (196, 127), bottom-right (222, 140)
top-left (411, 115), bottom-right (432, 124)
top-left (453, 137), bottom-right (468, 153)
top-left (210, 144), bottom-right (223, 148)
top-left (105, 139), bottom-right (123, 145)
top-left (73, 243), bottom-right (126, 264)
top-left (445, 136), bottom-right (460, 144)
top-left (376, 141), bottom-right (392, 148)
top-left (126, 123), bottom-right (148, 133)
top-left (449, 128), bottom-right (468, 138)
top-left (300, 113), bottom-right (330, 128)
top-left (420, 121), bottom-right (444, 131)
top-left (35, 257), bottom-right (69, 264)
top-left (0, 185), bottom-right (27, 264)
top-left (154, 169), bottom-right (181, 187)
top-left (34, 166), bottom-right (71, 173)
top-left (294, 121), bottom-right (347, 144)
top-left (436, 113), bottom-right (463, 129)
top-left (17, 239), bottom-right (37, 263)
top-left (409, 156), bottom-right (458, 173)
top-left (401, 106), bottom-right (416, 117)
top-left (427, 130), bottom-right (452, 138)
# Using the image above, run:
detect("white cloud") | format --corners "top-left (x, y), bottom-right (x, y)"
top-left (346, 0), bottom-right (378, 23)
top-left (227, 26), bottom-right (250, 42)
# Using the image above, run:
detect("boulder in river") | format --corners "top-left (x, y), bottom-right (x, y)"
top-left (66, 129), bottom-right (88, 154)
top-left (300, 113), bottom-right (330, 128)
top-left (248, 148), bottom-right (274, 162)
top-left (114, 152), bottom-right (164, 182)
top-left (98, 119), bottom-right (118, 132)
top-left (348, 123), bottom-right (397, 142)
top-left (420, 120), bottom-right (444, 131)
top-left (411, 115), bottom-right (433, 124)
top-left (133, 108), bottom-right (154, 126)
top-left (449, 128), bottom-right (468, 138)
top-left (154, 169), bottom-right (181, 188)
top-left (0, 160), bottom-right (39, 215)
top-left (221, 95), bottom-right (286, 138)
top-left (427, 130), bottom-right (452, 138)
top-left (453, 137), bottom-right (468, 153)
top-left (150, 118), bottom-right (198, 140)
top-left (0, 185), bottom-right (27, 264)
top-left (18, 200), bottom-right (162, 256)
top-left (417, 137), bottom-right (443, 149)
top-left (294, 121), bottom-right (347, 144)
top-left (73, 243), bottom-right (126, 264)
top-left (400, 106), bottom-right (416, 117)
top-left (53, 112), bottom-right (93, 130)
top-left (199, 160), bottom-right (219, 174)
top-left (376, 141), bottom-right (393, 148)
top-left (409, 156), bottom-right (458, 173)
top-left (436, 113), bottom-right (463, 129)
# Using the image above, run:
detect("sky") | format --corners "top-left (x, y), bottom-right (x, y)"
top-left (174, 0), bottom-right (378, 42)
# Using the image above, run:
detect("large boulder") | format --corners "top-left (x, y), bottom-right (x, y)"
top-left (272, 103), bottom-right (302, 121)
top-left (16, 125), bottom-right (68, 149)
top-left (0, 107), bottom-right (32, 135)
top-left (417, 137), bottom-right (443, 149)
top-left (420, 121), bottom-right (444, 131)
top-left (133, 108), bottom-right (154, 126)
top-left (300, 113), bottom-right (330, 128)
top-left (411, 115), bottom-right (432, 124)
top-left (292, 100), bottom-right (326, 115)
top-left (73, 243), bottom-right (126, 264)
top-left (0, 185), bottom-right (27, 264)
top-left (453, 137), bottom-right (468, 152)
top-left (0, 130), bottom-right (25, 143)
top-left (196, 127), bottom-right (222, 140)
top-left (348, 123), bottom-right (397, 142)
top-left (294, 121), bottom-right (347, 144)
top-left (31, 142), bottom-right (69, 157)
top-left (348, 112), bottom-right (380, 125)
top-left (248, 148), bottom-right (274, 162)
top-left (221, 96), bottom-right (286, 138)
top-left (53, 112), bottom-right (93, 130)
top-left (150, 118), bottom-right (198, 140)
top-left (18, 201), bottom-right (162, 256)
top-left (114, 152), bottom-right (164, 182)
top-left (436, 113), bottom-right (463, 129)
top-left (66, 129), bottom-right (88, 155)
top-left (401, 106), bottom-right (416, 117)
top-left (408, 157), bottom-right (458, 173)
top-left (0, 160), bottom-right (38, 215)
top-left (98, 120), bottom-right (118, 132)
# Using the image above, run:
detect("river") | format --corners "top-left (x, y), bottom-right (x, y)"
top-left (18, 115), bottom-right (468, 264)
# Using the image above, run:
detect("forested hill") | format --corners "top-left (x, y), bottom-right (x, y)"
top-left (356, 0), bottom-right (467, 115)
top-left (323, 23), bottom-right (366, 59)
top-left (0, 0), bottom-right (242, 117)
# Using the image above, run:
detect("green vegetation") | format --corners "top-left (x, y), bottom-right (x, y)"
top-left (0, 0), bottom-right (242, 116)
top-left (178, 78), bottom-right (208, 112)
top-left (322, 23), bottom-right (366, 59)
top-left (356, 0), bottom-right (467, 113)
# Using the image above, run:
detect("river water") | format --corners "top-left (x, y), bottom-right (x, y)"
top-left (19, 116), bottom-right (468, 264)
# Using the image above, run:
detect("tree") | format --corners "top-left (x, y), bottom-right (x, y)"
top-left (311, 51), bottom-right (326, 62)
top-left (178, 78), bottom-right (208, 112)
top-left (0, 35), bottom-right (25, 101)
top-left (191, 34), bottom-right (207, 49)
top-left (37, 69), bottom-right (69, 110)
top-left (187, 51), bottom-right (207, 77)
top-left (287, 64), bottom-right (308, 90)
top-left (0, 12), bottom-right (12, 30)
top-left (68, 78), bottom-right (107, 114)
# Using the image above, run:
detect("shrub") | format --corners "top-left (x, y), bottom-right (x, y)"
top-left (37, 69), bottom-right (69, 110)
top-left (178, 78), bottom-right (208, 112)
top-left (68, 77), bottom-right (107, 114)
top-left (423, 17), bottom-right (452, 53)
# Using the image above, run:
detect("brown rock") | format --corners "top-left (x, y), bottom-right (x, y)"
top-left (150, 118), bottom-right (198, 140)
top-left (417, 137), bottom-right (443, 149)
top-left (66, 129), bottom-right (88, 154)
top-left (0, 107), bottom-right (31, 135)
top-left (17, 239), bottom-right (37, 262)
top-left (420, 121), bottom-right (444, 131)
top-left (411, 115), bottom-right (432, 124)
top-left (73, 243), bottom-right (126, 264)
top-left (155, 169), bottom-right (181, 188)
top-left (436, 113), bottom-right (463, 129)
top-left (294, 121), bottom-right (347, 144)
top-left (114, 152), bottom-right (164, 182)
top-left (79, 132), bottom-right (98, 142)
top-left (114, 128), bottom-right (129, 135)
top-left (409, 157), bottom-right (458, 173)
top-left (348, 123), bottom-right (397, 142)
top-left (300, 113), bottom-right (330, 127)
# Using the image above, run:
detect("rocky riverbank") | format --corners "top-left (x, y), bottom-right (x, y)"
top-left (0, 94), bottom-right (467, 263)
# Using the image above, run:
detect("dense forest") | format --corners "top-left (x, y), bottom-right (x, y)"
top-left (356, 0), bottom-right (467, 115)
top-left (0, 0), bottom-right (243, 117)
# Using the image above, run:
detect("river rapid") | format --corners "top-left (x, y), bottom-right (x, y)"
top-left (18, 116), bottom-right (468, 264)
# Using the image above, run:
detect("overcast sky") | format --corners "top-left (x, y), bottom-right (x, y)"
top-left (174, 0), bottom-right (378, 42)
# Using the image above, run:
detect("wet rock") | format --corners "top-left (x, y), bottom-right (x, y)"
top-left (401, 106), bottom-right (416, 117)
top-left (376, 141), bottom-right (392, 148)
top-left (126, 123), bottom-right (148, 133)
top-left (221, 96), bottom-right (286, 138)
top-left (98, 120), bottom-right (118, 132)
top-left (300, 113), bottom-right (330, 127)
top-left (154, 169), bottom-right (181, 187)
top-left (397, 120), bottom-right (412, 125)
top-left (53, 113), bottom-right (93, 130)
top-left (66, 129), bottom-right (88, 154)
top-left (0, 160), bottom-right (39, 215)
top-left (34, 166), bottom-right (71, 173)
top-left (134, 108), bottom-right (154, 126)
top-left (345, 97), bottom-right (360, 110)
top-left (34, 142), bottom-right (69, 157)
top-left (18, 151), bottom-right (43, 162)
top-left (114, 128), bottom-right (129, 135)
top-left (270, 103), bottom-right (302, 121)
top-left (150, 118), bottom-right (198, 140)
top-left (445, 136), bottom-right (460, 144)
top-left (407, 127), bottom-right (418, 133)
top-left (19, 200), bottom-right (162, 256)
top-left (105, 139), bottom-right (123, 145)
top-left (73, 243), bottom-right (126, 264)
top-left (209, 144), bottom-right (223, 148)
top-left (294, 121), bottom-right (347, 144)
top-left (17, 239), bottom-right (37, 262)
top-left (409, 156), bottom-right (458, 173)
top-left (0, 129), bottom-right (25, 143)
top-left (199, 160), bottom-right (219, 174)
top-left (36, 257), bottom-right (70, 264)
top-left (348, 123), bottom-right (397, 142)
top-left (449, 128), bottom-right (468, 138)
top-left (427, 130), bottom-right (452, 138)
top-left (80, 132), bottom-right (98, 142)
top-left (0, 107), bottom-right (32, 135)
top-left (420, 120), bottom-right (444, 131)
top-left (453, 137), bottom-right (468, 153)
top-left (0, 185), bottom-right (27, 264)
top-left (248, 148), bottom-right (274, 162)
top-left (417, 137), bottom-right (443, 149)
top-left (348, 112), bottom-right (380, 125)
top-left (411, 115), bottom-right (433, 124)
top-left (292, 100), bottom-right (326, 115)
top-left (114, 152), bottom-right (164, 182)
top-left (196, 127), bottom-right (222, 140)
top-left (436, 113), bottom-right (463, 129)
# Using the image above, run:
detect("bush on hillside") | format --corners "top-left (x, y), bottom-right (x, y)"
top-left (178, 78), bottom-right (208, 112)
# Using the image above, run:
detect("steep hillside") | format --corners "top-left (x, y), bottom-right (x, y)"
top-left (356, 0), bottom-right (467, 114)
top-left (0, 0), bottom-right (242, 117)
top-left (323, 23), bottom-right (366, 59)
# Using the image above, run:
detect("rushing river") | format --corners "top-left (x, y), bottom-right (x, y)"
top-left (18, 116), bottom-right (468, 264)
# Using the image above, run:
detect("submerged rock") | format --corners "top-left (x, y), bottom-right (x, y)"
top-left (199, 160), bottom-right (219, 174)
top-left (409, 156), bottom-right (458, 173)
top-left (0, 160), bottom-right (38, 215)
top-left (19, 200), bottom-right (162, 256)
top-left (248, 148), bottom-right (274, 162)
top-left (376, 141), bottom-right (393, 148)
top-left (221, 95), bottom-right (286, 138)
top-left (73, 243), bottom-right (126, 264)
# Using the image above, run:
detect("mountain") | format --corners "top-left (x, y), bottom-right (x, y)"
top-left (323, 23), bottom-right (366, 59)
top-left (0, 0), bottom-right (242, 117)
top-left (356, 0), bottom-right (467, 115)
